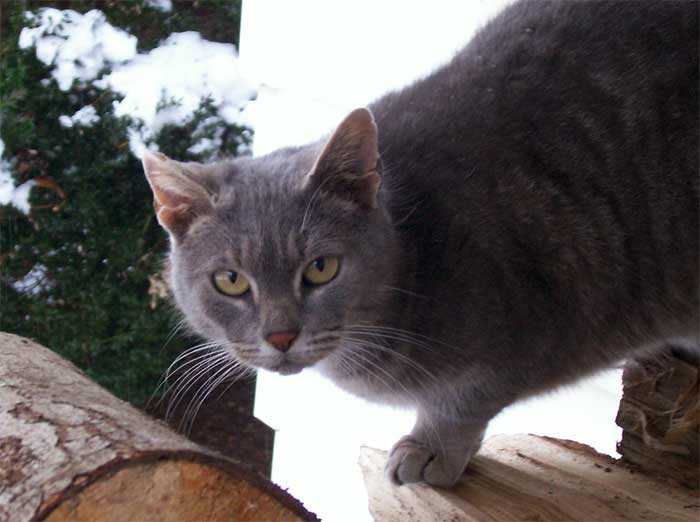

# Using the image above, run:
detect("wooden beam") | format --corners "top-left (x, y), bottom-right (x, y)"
top-left (360, 434), bottom-right (699, 522)
top-left (0, 332), bottom-right (317, 522)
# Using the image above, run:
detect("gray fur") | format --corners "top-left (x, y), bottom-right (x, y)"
top-left (145, 1), bottom-right (699, 487)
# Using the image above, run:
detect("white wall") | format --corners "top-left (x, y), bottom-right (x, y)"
top-left (239, 0), bottom-right (516, 155)
top-left (239, 2), bottom-right (622, 521)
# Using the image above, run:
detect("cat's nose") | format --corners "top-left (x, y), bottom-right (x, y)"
top-left (265, 330), bottom-right (299, 352)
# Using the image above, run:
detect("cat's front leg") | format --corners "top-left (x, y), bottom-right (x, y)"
top-left (385, 409), bottom-right (490, 487)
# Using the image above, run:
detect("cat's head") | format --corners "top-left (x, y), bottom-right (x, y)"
top-left (142, 108), bottom-right (400, 376)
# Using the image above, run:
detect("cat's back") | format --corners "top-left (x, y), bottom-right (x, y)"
top-left (372, 0), bottom-right (698, 350)
top-left (374, 0), bottom-right (698, 174)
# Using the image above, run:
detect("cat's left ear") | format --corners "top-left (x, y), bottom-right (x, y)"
top-left (304, 107), bottom-right (381, 209)
top-left (141, 151), bottom-right (216, 238)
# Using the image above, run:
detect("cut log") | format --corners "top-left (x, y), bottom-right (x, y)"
top-left (360, 434), bottom-right (699, 522)
top-left (615, 348), bottom-right (699, 489)
top-left (0, 332), bottom-right (318, 522)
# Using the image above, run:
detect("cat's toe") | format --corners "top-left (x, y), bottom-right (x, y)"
top-left (421, 453), bottom-right (464, 487)
top-left (384, 436), bottom-right (462, 487)
top-left (385, 436), bottom-right (433, 485)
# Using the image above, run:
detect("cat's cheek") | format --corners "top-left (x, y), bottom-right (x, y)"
top-left (168, 279), bottom-right (210, 338)
top-left (179, 285), bottom-right (255, 346)
top-left (302, 284), bottom-right (351, 329)
top-left (210, 296), bottom-right (259, 342)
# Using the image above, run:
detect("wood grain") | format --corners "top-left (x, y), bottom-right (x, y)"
top-left (360, 434), bottom-right (699, 522)
top-left (616, 349), bottom-right (699, 489)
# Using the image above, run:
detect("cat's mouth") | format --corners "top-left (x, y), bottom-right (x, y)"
top-left (239, 351), bottom-right (329, 375)
top-left (270, 360), bottom-right (306, 375)
top-left (267, 350), bottom-right (334, 374)
top-left (233, 338), bottom-right (337, 375)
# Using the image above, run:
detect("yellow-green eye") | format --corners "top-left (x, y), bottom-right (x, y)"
top-left (213, 270), bottom-right (250, 296)
top-left (303, 256), bottom-right (340, 286)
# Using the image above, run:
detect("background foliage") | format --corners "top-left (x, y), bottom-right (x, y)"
top-left (0, 0), bottom-right (250, 404)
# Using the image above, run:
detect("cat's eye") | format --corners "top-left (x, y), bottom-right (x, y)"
top-left (212, 270), bottom-right (250, 296)
top-left (303, 256), bottom-right (340, 286)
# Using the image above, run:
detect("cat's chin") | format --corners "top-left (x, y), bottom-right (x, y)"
top-left (270, 361), bottom-right (306, 376)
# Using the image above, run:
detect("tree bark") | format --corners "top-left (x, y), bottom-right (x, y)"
top-left (0, 332), bottom-right (317, 522)
top-left (615, 348), bottom-right (699, 489)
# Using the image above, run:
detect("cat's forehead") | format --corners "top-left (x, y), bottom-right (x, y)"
top-left (190, 202), bottom-right (344, 276)
top-left (185, 146), bottom-right (350, 269)
top-left (227, 144), bottom-right (320, 185)
top-left (213, 146), bottom-right (315, 209)
top-left (216, 167), bottom-right (307, 228)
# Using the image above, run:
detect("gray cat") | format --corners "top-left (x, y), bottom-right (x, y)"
top-left (141, 0), bottom-right (698, 487)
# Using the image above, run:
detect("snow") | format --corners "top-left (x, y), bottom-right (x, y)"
top-left (58, 105), bottom-right (99, 128)
top-left (18, 8), bottom-right (253, 159)
top-left (98, 31), bottom-right (254, 156)
top-left (8, 180), bottom-right (37, 214)
top-left (145, 0), bottom-right (173, 13)
top-left (0, 139), bottom-right (11, 200)
top-left (0, 139), bottom-right (34, 214)
top-left (19, 9), bottom-right (137, 91)
top-left (5, 7), bottom-right (255, 213)
top-left (12, 263), bottom-right (50, 296)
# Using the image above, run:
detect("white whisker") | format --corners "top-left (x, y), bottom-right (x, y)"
top-left (149, 342), bottom-right (223, 408)
top-left (165, 351), bottom-right (230, 423)
top-left (345, 324), bottom-right (463, 352)
top-left (181, 358), bottom-right (240, 434)
top-left (341, 339), bottom-right (447, 459)
top-left (342, 334), bottom-right (439, 384)
top-left (149, 341), bottom-right (224, 408)
top-left (381, 285), bottom-right (433, 301)
top-left (212, 364), bottom-right (256, 402)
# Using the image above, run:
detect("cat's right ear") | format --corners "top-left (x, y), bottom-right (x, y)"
top-left (304, 108), bottom-right (381, 210)
top-left (141, 150), bottom-right (215, 238)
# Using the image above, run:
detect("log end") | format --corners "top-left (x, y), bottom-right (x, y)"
top-left (43, 457), bottom-right (316, 522)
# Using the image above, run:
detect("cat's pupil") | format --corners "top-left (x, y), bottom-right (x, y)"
top-left (227, 271), bottom-right (238, 283)
top-left (314, 258), bottom-right (325, 272)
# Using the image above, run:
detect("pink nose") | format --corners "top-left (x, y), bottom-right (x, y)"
top-left (266, 331), bottom-right (298, 352)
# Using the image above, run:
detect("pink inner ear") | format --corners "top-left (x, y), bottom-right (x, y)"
top-left (304, 108), bottom-right (382, 209)
top-left (151, 176), bottom-right (194, 212)
top-left (309, 108), bottom-right (380, 176)
top-left (337, 108), bottom-right (379, 173)
top-left (357, 170), bottom-right (382, 209)
top-left (141, 150), bottom-right (210, 235)
top-left (156, 205), bottom-right (194, 233)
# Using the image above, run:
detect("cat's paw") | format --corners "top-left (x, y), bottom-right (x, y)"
top-left (384, 435), bottom-right (466, 487)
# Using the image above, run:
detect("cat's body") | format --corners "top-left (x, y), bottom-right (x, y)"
top-left (143, 1), bottom-right (699, 487)
top-left (343, 0), bottom-right (700, 399)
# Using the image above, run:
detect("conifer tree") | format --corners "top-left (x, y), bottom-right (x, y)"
top-left (0, 0), bottom-right (250, 404)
